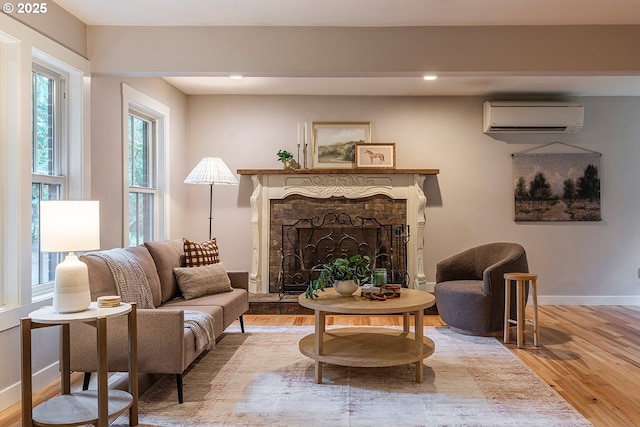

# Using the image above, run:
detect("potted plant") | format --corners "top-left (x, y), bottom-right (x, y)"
top-left (305, 254), bottom-right (373, 298)
top-left (277, 149), bottom-right (294, 169)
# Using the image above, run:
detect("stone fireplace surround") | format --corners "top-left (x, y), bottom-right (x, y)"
top-left (237, 168), bottom-right (439, 295)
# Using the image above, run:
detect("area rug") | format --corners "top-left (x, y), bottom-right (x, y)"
top-left (115, 326), bottom-right (591, 427)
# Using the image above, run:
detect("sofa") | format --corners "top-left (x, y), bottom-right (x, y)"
top-left (68, 238), bottom-right (249, 403)
top-left (434, 242), bottom-right (528, 336)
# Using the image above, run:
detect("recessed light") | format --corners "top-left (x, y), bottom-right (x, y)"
top-left (423, 75), bottom-right (438, 81)
top-left (229, 75), bottom-right (243, 80)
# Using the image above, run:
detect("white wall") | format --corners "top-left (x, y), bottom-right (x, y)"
top-left (184, 95), bottom-right (640, 304)
top-left (7, 2), bottom-right (87, 57)
top-left (90, 76), bottom-right (188, 249)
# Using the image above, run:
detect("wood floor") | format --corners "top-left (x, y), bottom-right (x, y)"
top-left (3, 305), bottom-right (639, 427)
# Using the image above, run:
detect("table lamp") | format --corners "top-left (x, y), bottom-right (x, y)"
top-left (40, 200), bottom-right (100, 313)
top-left (184, 157), bottom-right (238, 240)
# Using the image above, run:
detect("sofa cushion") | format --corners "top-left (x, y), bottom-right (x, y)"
top-left (81, 245), bottom-right (162, 307)
top-left (173, 262), bottom-right (233, 300)
top-left (163, 288), bottom-right (249, 331)
top-left (183, 238), bottom-right (220, 267)
top-left (144, 239), bottom-right (185, 303)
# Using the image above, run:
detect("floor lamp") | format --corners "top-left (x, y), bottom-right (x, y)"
top-left (184, 157), bottom-right (238, 240)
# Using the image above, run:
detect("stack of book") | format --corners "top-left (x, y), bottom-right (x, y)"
top-left (97, 295), bottom-right (122, 308)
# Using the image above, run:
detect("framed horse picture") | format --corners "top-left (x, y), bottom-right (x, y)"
top-left (354, 143), bottom-right (396, 169)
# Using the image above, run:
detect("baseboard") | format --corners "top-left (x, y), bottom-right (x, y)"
top-left (0, 361), bottom-right (59, 413)
top-left (538, 295), bottom-right (640, 305)
top-left (423, 282), bottom-right (436, 293)
top-left (424, 283), bottom-right (640, 306)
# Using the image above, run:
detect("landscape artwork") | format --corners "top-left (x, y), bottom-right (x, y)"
top-left (513, 152), bottom-right (601, 221)
top-left (312, 122), bottom-right (371, 168)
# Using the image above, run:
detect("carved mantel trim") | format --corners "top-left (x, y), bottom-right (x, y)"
top-left (239, 169), bottom-right (439, 294)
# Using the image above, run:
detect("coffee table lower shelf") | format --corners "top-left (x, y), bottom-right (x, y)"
top-left (299, 327), bottom-right (435, 372)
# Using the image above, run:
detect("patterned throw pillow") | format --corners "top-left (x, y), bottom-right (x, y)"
top-left (183, 238), bottom-right (220, 267)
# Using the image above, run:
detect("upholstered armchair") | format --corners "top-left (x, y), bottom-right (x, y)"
top-left (434, 242), bottom-right (528, 336)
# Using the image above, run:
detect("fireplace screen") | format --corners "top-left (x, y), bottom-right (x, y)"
top-left (278, 212), bottom-right (408, 294)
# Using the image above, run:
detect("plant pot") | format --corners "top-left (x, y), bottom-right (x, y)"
top-left (282, 160), bottom-right (293, 169)
top-left (333, 280), bottom-right (358, 296)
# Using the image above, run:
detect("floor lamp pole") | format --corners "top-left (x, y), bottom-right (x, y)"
top-left (208, 183), bottom-right (213, 240)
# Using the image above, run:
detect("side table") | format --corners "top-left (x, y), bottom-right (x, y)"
top-left (504, 273), bottom-right (540, 348)
top-left (21, 302), bottom-right (138, 427)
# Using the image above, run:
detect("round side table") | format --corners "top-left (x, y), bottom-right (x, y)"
top-left (21, 302), bottom-right (138, 427)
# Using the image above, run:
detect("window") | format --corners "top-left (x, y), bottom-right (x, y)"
top-left (122, 84), bottom-right (169, 247)
top-left (127, 112), bottom-right (156, 246)
top-left (31, 65), bottom-right (66, 293)
top-left (0, 15), bottom-right (89, 328)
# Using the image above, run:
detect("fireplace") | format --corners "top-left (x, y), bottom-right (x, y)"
top-left (273, 197), bottom-right (408, 294)
top-left (237, 168), bottom-right (439, 294)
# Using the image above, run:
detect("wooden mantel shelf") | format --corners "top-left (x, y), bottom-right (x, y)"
top-left (237, 168), bottom-right (439, 175)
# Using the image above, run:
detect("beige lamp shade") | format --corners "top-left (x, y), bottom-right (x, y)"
top-left (40, 200), bottom-right (101, 313)
top-left (183, 157), bottom-right (238, 185)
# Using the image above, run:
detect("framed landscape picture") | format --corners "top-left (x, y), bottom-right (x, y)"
top-left (354, 143), bottom-right (396, 169)
top-left (513, 152), bottom-right (601, 221)
top-left (311, 122), bottom-right (371, 168)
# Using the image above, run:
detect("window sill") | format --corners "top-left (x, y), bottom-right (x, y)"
top-left (0, 297), bottom-right (52, 332)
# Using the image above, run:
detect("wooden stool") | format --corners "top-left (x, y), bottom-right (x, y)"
top-left (504, 273), bottom-right (539, 348)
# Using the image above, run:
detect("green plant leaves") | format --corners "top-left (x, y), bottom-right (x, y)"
top-left (304, 254), bottom-right (373, 298)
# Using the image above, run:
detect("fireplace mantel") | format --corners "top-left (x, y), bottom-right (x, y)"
top-left (237, 168), bottom-right (439, 176)
top-left (238, 168), bottom-right (439, 294)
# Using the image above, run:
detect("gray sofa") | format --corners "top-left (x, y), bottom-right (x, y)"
top-left (434, 242), bottom-right (528, 336)
top-left (68, 239), bottom-right (249, 403)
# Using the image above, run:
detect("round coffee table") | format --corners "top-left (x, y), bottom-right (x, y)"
top-left (298, 287), bottom-right (436, 384)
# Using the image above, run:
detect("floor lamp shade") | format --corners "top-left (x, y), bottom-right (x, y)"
top-left (184, 157), bottom-right (238, 240)
top-left (40, 200), bottom-right (101, 313)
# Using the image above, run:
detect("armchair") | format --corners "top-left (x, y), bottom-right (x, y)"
top-left (434, 242), bottom-right (528, 336)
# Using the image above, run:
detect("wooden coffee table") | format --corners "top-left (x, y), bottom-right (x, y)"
top-left (298, 287), bottom-right (436, 384)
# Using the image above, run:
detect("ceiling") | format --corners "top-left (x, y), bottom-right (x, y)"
top-left (55, 0), bottom-right (640, 96)
top-left (53, 0), bottom-right (640, 27)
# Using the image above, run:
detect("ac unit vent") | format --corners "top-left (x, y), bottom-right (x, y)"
top-left (488, 126), bottom-right (570, 133)
top-left (483, 101), bottom-right (584, 134)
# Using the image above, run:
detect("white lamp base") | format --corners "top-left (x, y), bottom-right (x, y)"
top-left (52, 253), bottom-right (91, 313)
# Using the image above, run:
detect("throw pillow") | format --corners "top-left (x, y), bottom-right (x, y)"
top-left (173, 262), bottom-right (233, 300)
top-left (183, 238), bottom-right (220, 267)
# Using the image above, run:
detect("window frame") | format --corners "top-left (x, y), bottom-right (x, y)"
top-left (127, 110), bottom-right (156, 246)
top-left (121, 84), bottom-right (170, 247)
top-left (30, 63), bottom-right (68, 297)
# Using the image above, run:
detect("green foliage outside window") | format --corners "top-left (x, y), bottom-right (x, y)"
top-left (128, 113), bottom-right (155, 246)
top-left (32, 72), bottom-right (55, 175)
top-left (31, 69), bottom-right (63, 286)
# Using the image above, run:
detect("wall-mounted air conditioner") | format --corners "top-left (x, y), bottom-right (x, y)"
top-left (483, 101), bottom-right (584, 134)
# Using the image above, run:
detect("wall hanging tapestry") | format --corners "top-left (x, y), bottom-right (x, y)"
top-left (513, 143), bottom-right (601, 222)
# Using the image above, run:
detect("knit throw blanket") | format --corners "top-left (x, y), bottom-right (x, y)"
top-left (90, 249), bottom-right (214, 351)
top-left (184, 310), bottom-right (216, 351)
top-left (90, 248), bottom-right (155, 309)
